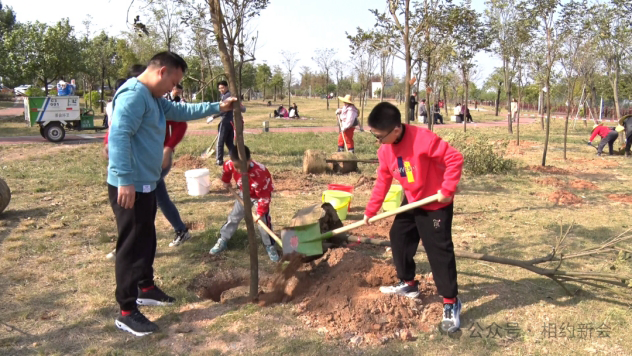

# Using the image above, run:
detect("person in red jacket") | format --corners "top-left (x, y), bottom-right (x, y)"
top-left (363, 102), bottom-right (463, 334)
top-left (589, 123), bottom-right (619, 156)
top-left (211, 145), bottom-right (279, 262)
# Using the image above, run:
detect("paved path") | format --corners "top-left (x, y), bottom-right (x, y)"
top-left (1, 110), bottom-right (616, 146)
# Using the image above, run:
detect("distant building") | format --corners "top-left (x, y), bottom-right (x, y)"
top-left (371, 81), bottom-right (394, 98)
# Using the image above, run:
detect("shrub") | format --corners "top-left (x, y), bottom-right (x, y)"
top-left (25, 87), bottom-right (44, 97)
top-left (442, 131), bottom-right (516, 175)
top-left (83, 91), bottom-right (101, 109)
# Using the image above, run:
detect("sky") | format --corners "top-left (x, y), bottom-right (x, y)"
top-left (4, 0), bottom-right (500, 86)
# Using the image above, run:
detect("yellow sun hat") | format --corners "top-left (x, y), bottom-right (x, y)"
top-left (616, 124), bottom-right (625, 133)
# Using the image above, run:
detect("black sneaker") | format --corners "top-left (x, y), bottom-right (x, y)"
top-left (115, 309), bottom-right (158, 336)
top-left (379, 280), bottom-right (420, 298)
top-left (169, 229), bottom-right (191, 247)
top-left (136, 286), bottom-right (176, 306)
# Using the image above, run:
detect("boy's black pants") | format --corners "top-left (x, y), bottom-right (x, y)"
top-left (108, 184), bottom-right (158, 311)
top-left (389, 197), bottom-right (458, 298)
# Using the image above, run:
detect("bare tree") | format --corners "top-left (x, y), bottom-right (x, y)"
top-left (207, 0), bottom-right (270, 300)
top-left (332, 59), bottom-right (346, 108)
top-left (527, 0), bottom-right (561, 167)
top-left (347, 29), bottom-right (377, 129)
top-left (147, 0), bottom-right (183, 51)
top-left (558, 0), bottom-right (588, 160)
top-left (313, 48), bottom-right (337, 109)
top-left (281, 51), bottom-right (299, 108)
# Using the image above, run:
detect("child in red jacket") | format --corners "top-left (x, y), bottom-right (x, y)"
top-left (364, 102), bottom-right (464, 333)
top-left (589, 123), bottom-right (619, 156)
top-left (211, 145), bottom-right (279, 262)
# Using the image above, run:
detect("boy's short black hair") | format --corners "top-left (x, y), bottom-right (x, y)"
top-left (218, 80), bottom-right (229, 88)
top-left (175, 84), bottom-right (183, 90)
top-left (114, 78), bottom-right (127, 91)
top-left (368, 102), bottom-right (401, 131)
top-left (230, 145), bottom-right (251, 162)
top-left (148, 52), bottom-right (188, 74)
top-left (128, 64), bottom-right (147, 78)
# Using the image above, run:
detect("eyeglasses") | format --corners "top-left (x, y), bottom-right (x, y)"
top-left (370, 126), bottom-right (398, 142)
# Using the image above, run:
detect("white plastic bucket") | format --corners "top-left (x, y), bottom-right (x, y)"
top-left (184, 168), bottom-right (210, 196)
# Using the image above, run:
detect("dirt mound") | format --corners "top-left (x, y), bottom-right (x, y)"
top-left (534, 177), bottom-right (566, 187)
top-left (548, 190), bottom-right (582, 205)
top-left (186, 221), bottom-right (206, 231)
top-left (192, 248), bottom-right (441, 344)
top-left (173, 154), bottom-right (207, 170)
top-left (569, 179), bottom-right (599, 190)
top-left (265, 248), bottom-right (440, 343)
top-left (526, 165), bottom-right (570, 175)
top-left (606, 194), bottom-right (632, 203)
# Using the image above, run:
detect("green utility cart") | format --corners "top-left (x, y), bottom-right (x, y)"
top-left (24, 96), bottom-right (103, 142)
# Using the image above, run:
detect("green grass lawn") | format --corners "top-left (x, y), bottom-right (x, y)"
top-left (0, 114), bottom-right (630, 355)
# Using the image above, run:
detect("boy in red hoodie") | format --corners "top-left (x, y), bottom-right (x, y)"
top-left (364, 102), bottom-right (463, 333)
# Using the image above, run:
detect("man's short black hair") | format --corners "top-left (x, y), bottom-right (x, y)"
top-left (368, 102), bottom-right (401, 131)
top-left (175, 84), bottom-right (183, 90)
top-left (218, 80), bottom-right (228, 88)
top-left (230, 145), bottom-right (251, 162)
top-left (128, 64), bottom-right (147, 78)
top-left (148, 52), bottom-right (188, 73)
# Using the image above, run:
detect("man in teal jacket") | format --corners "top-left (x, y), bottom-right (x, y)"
top-left (108, 52), bottom-right (235, 336)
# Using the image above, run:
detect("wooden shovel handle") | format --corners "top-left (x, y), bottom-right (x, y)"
top-left (326, 193), bottom-right (442, 237)
top-left (228, 186), bottom-right (283, 246)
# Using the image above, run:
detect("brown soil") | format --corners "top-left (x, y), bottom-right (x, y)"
top-left (606, 194), bottom-right (632, 203)
top-left (563, 157), bottom-right (620, 168)
top-left (526, 165), bottom-right (571, 175)
top-left (354, 175), bottom-right (377, 191)
top-left (188, 270), bottom-right (248, 302)
top-left (534, 177), bottom-right (566, 188)
top-left (350, 216), bottom-right (394, 239)
top-left (274, 171), bottom-right (325, 193)
top-left (191, 248), bottom-right (441, 344)
top-left (506, 140), bottom-right (539, 155)
top-left (186, 221), bottom-right (206, 231)
top-left (173, 154), bottom-right (207, 170)
top-left (548, 190), bottom-right (583, 205)
top-left (568, 179), bottom-right (599, 190)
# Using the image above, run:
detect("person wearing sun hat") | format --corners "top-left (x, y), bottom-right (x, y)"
top-left (589, 122), bottom-right (618, 156)
top-left (618, 114), bottom-right (632, 157)
top-left (335, 95), bottom-right (359, 153)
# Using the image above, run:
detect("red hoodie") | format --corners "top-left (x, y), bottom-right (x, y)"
top-left (590, 126), bottom-right (612, 142)
top-left (365, 124), bottom-right (463, 217)
top-left (104, 121), bottom-right (187, 149)
top-left (221, 160), bottom-right (274, 216)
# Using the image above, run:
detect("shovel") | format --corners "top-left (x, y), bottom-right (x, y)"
top-left (227, 186), bottom-right (283, 246)
top-left (281, 193), bottom-right (441, 257)
top-left (337, 114), bottom-right (349, 152)
top-left (200, 134), bottom-right (219, 159)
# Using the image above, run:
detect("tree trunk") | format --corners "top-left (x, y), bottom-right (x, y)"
top-left (274, 85), bottom-right (276, 102)
top-left (517, 79), bottom-right (523, 146)
top-left (326, 71), bottom-right (330, 110)
top-left (542, 82), bottom-right (552, 166)
top-left (404, 45), bottom-right (411, 124)
top-left (564, 100), bottom-right (571, 160)
top-left (43, 77), bottom-right (49, 96)
top-left (101, 65), bottom-right (105, 114)
top-left (263, 81), bottom-right (266, 101)
top-left (611, 63), bottom-right (621, 121)
top-left (288, 74), bottom-right (291, 108)
top-left (425, 56), bottom-right (432, 131)
top-left (464, 79), bottom-right (468, 133)
top-left (208, 0), bottom-right (259, 300)
top-left (540, 84), bottom-right (545, 130)
top-left (495, 83), bottom-right (502, 116)
top-left (506, 75), bottom-right (513, 134)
